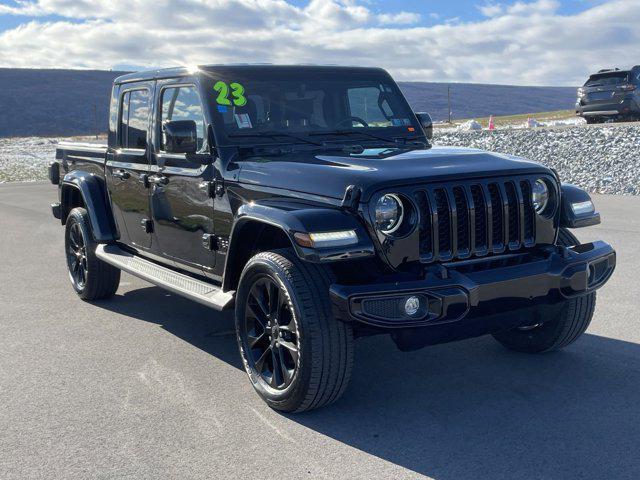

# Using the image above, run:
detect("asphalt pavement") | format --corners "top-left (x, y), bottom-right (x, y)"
top-left (1, 182), bottom-right (639, 480)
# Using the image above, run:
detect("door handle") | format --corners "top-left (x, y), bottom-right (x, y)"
top-left (148, 174), bottom-right (169, 186)
top-left (112, 169), bottom-right (130, 180)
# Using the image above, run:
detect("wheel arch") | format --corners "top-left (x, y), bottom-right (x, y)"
top-left (61, 171), bottom-right (118, 243)
top-left (222, 217), bottom-right (296, 292)
top-left (221, 202), bottom-right (374, 292)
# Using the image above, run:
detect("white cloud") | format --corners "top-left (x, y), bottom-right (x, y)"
top-left (0, 0), bottom-right (637, 86)
top-left (478, 3), bottom-right (503, 17)
top-left (378, 11), bottom-right (421, 25)
top-left (507, 0), bottom-right (559, 15)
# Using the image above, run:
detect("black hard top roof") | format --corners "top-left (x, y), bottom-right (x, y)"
top-left (114, 64), bottom-right (388, 84)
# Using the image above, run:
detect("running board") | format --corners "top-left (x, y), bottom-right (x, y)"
top-left (96, 244), bottom-right (234, 311)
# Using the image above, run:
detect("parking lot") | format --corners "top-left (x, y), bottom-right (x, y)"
top-left (1, 182), bottom-right (639, 479)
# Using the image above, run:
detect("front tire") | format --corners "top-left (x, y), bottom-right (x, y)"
top-left (65, 207), bottom-right (120, 300)
top-left (492, 229), bottom-right (596, 353)
top-left (235, 249), bottom-right (354, 412)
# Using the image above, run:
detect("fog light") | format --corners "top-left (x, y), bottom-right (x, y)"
top-left (404, 296), bottom-right (421, 316)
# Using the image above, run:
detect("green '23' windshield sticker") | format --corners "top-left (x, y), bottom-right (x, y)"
top-left (214, 81), bottom-right (247, 107)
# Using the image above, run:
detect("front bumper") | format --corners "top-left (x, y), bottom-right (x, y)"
top-left (330, 241), bottom-right (615, 329)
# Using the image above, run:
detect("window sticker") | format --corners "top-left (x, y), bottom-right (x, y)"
top-left (392, 118), bottom-right (411, 126)
top-left (214, 81), bottom-right (247, 107)
top-left (234, 112), bottom-right (252, 129)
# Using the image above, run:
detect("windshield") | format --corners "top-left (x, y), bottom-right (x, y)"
top-left (584, 72), bottom-right (629, 87)
top-left (202, 67), bottom-right (421, 146)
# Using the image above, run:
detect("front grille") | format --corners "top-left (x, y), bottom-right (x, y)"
top-left (413, 178), bottom-right (537, 262)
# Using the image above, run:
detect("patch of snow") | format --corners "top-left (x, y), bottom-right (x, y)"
top-left (0, 137), bottom-right (60, 183)
top-left (541, 117), bottom-right (587, 127)
top-left (457, 119), bottom-right (483, 131)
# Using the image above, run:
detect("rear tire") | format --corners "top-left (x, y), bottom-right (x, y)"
top-left (235, 248), bottom-right (354, 412)
top-left (492, 229), bottom-right (596, 353)
top-left (65, 207), bottom-right (120, 300)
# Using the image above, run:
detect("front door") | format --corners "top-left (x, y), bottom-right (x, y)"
top-left (150, 81), bottom-right (216, 273)
top-left (105, 86), bottom-right (153, 250)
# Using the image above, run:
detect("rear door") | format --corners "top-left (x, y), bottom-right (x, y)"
top-left (150, 80), bottom-right (216, 274)
top-left (106, 84), bottom-right (154, 249)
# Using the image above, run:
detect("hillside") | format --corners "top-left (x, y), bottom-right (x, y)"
top-left (0, 69), bottom-right (126, 138)
top-left (401, 82), bottom-right (577, 121)
top-left (0, 68), bottom-right (577, 137)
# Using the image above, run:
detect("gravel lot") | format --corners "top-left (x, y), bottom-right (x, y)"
top-left (2, 123), bottom-right (640, 195)
top-left (434, 124), bottom-right (640, 195)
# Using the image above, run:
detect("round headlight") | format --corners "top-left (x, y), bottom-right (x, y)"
top-left (375, 194), bottom-right (403, 234)
top-left (532, 179), bottom-right (549, 213)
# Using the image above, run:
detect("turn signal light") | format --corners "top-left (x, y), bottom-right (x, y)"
top-left (294, 230), bottom-right (358, 248)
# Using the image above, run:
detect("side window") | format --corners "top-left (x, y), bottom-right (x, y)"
top-left (347, 86), bottom-right (392, 127)
top-left (119, 91), bottom-right (130, 146)
top-left (108, 85), bottom-right (118, 134)
top-left (119, 89), bottom-right (149, 149)
top-left (161, 85), bottom-right (206, 152)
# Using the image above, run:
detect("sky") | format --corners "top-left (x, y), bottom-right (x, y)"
top-left (0, 0), bottom-right (637, 86)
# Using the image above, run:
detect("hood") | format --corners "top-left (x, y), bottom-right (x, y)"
top-left (236, 146), bottom-right (551, 202)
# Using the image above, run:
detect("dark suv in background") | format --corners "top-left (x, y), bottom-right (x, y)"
top-left (576, 66), bottom-right (640, 123)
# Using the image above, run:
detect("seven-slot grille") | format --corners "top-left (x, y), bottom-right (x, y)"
top-left (413, 178), bottom-right (537, 262)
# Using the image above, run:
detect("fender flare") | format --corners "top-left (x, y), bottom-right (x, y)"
top-left (560, 183), bottom-right (601, 228)
top-left (222, 202), bottom-right (375, 291)
top-left (61, 171), bottom-right (118, 242)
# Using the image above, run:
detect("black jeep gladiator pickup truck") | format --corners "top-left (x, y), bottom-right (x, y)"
top-left (50, 65), bottom-right (616, 412)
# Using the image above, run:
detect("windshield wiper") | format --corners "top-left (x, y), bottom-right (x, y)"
top-left (228, 130), bottom-right (322, 146)
top-left (308, 129), bottom-right (395, 144)
top-left (309, 129), bottom-right (427, 147)
top-left (395, 137), bottom-right (429, 148)
top-left (310, 130), bottom-right (428, 150)
top-left (319, 143), bottom-right (366, 154)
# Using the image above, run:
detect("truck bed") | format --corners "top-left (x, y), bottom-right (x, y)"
top-left (55, 140), bottom-right (108, 179)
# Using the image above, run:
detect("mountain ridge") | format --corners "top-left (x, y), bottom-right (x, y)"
top-left (0, 68), bottom-right (577, 137)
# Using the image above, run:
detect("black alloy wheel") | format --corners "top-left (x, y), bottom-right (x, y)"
top-left (235, 249), bottom-right (354, 412)
top-left (66, 221), bottom-right (88, 290)
top-left (64, 207), bottom-right (121, 300)
top-left (241, 275), bottom-right (299, 390)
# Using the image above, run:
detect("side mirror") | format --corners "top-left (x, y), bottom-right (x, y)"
top-left (415, 112), bottom-right (433, 140)
top-left (163, 120), bottom-right (198, 154)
